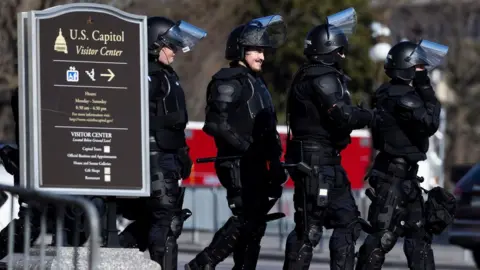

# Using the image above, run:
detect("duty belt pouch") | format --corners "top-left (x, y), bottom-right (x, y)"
top-left (215, 160), bottom-right (241, 192)
top-left (317, 182), bottom-right (329, 208)
top-left (227, 160), bottom-right (242, 191)
top-left (425, 187), bottom-right (456, 235)
top-left (285, 140), bottom-right (304, 163)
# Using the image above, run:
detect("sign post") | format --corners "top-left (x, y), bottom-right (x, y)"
top-left (17, 3), bottom-right (150, 248)
top-left (17, 3), bottom-right (150, 197)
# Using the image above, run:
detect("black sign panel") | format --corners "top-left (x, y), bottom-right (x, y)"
top-left (18, 4), bottom-right (150, 196)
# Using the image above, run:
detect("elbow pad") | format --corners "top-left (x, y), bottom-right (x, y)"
top-left (328, 103), bottom-right (373, 128)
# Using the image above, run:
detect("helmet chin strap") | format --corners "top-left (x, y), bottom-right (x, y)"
top-left (309, 50), bottom-right (345, 68)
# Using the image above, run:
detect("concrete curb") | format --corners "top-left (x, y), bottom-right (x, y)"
top-left (179, 246), bottom-right (475, 270)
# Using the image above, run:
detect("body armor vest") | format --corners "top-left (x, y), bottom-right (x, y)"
top-left (208, 69), bottom-right (275, 153)
top-left (229, 73), bottom-right (275, 136)
top-left (372, 83), bottom-right (429, 163)
top-left (287, 63), bottom-right (352, 151)
top-left (149, 62), bottom-right (188, 150)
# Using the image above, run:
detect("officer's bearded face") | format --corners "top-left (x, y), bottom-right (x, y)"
top-left (158, 46), bottom-right (176, 65)
top-left (244, 48), bottom-right (265, 72)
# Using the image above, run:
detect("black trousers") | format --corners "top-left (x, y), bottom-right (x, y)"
top-left (186, 156), bottom-right (276, 270)
top-left (283, 144), bottom-right (361, 270)
top-left (119, 150), bottom-right (187, 269)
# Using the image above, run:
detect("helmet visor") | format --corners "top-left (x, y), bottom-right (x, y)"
top-left (326, 7), bottom-right (357, 38)
top-left (163, 21), bottom-right (207, 53)
top-left (239, 15), bottom-right (287, 49)
top-left (408, 39), bottom-right (449, 71)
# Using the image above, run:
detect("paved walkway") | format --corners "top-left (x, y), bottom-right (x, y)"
top-left (178, 230), bottom-right (476, 268)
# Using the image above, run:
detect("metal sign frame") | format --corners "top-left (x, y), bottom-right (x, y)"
top-left (17, 3), bottom-right (150, 197)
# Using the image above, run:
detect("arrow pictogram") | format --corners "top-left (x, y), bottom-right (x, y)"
top-left (100, 69), bottom-right (115, 82)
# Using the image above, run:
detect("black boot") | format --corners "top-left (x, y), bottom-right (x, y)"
top-left (185, 250), bottom-right (215, 270)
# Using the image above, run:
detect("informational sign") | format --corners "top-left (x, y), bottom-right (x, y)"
top-left (17, 3), bottom-right (150, 196)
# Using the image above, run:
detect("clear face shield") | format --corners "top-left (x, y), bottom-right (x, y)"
top-left (239, 15), bottom-right (287, 49)
top-left (326, 7), bottom-right (357, 41)
top-left (163, 21), bottom-right (207, 53)
top-left (408, 39), bottom-right (449, 71)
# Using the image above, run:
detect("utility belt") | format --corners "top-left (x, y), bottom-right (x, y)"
top-left (286, 140), bottom-right (339, 215)
top-left (149, 112), bottom-right (186, 131)
top-left (369, 153), bottom-right (422, 183)
top-left (149, 130), bottom-right (186, 152)
top-left (286, 140), bottom-right (341, 166)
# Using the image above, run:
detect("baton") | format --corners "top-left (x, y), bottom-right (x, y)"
top-left (196, 156), bottom-right (243, 163)
top-left (282, 161), bottom-right (312, 174)
top-left (197, 155), bottom-right (313, 175)
top-left (265, 212), bottom-right (285, 222)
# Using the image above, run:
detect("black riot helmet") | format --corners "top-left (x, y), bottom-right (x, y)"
top-left (225, 15), bottom-right (287, 61)
top-left (304, 7), bottom-right (357, 65)
top-left (385, 39), bottom-right (449, 80)
top-left (147, 16), bottom-right (207, 58)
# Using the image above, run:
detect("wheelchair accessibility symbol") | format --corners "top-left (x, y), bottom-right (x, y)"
top-left (66, 66), bottom-right (79, 82)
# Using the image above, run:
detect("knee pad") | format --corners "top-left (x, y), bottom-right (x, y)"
top-left (152, 183), bottom-right (181, 209)
top-left (170, 215), bottom-right (184, 239)
top-left (378, 230), bottom-right (397, 252)
top-left (360, 230), bottom-right (397, 261)
top-left (357, 236), bottom-right (387, 270)
top-left (367, 248), bottom-right (386, 269)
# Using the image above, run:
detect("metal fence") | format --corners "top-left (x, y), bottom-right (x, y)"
top-left (0, 184), bottom-right (101, 270)
top-left (179, 186), bottom-right (371, 251)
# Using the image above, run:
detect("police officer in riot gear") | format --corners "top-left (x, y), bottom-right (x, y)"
top-left (355, 39), bottom-right (453, 270)
top-left (185, 15), bottom-right (288, 270)
top-left (283, 8), bottom-right (374, 270)
top-left (118, 16), bottom-right (206, 269)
